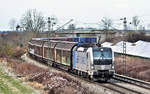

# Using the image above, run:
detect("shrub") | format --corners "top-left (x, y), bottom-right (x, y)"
top-left (126, 32), bottom-right (150, 42)
top-left (0, 44), bottom-right (14, 57)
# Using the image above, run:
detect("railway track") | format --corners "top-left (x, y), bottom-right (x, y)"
top-left (100, 82), bottom-right (144, 94)
top-left (45, 63), bottom-right (148, 93)
top-left (23, 54), bottom-right (150, 94)
top-left (113, 74), bottom-right (150, 90)
top-left (53, 67), bottom-right (149, 94)
top-left (49, 65), bottom-right (144, 94)
top-left (49, 62), bottom-right (150, 94)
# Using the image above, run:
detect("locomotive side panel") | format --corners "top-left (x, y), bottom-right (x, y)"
top-left (73, 51), bottom-right (88, 72)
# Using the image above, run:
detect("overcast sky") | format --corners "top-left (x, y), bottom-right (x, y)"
top-left (0, 0), bottom-right (150, 30)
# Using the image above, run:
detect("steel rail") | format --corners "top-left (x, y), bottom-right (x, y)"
top-left (113, 74), bottom-right (150, 90)
top-left (108, 82), bottom-right (144, 94)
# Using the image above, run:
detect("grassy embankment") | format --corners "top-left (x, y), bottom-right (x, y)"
top-left (0, 62), bottom-right (37, 94)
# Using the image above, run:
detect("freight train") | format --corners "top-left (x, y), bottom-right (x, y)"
top-left (28, 37), bottom-right (115, 81)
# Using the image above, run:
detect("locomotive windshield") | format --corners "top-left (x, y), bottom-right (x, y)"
top-left (93, 47), bottom-right (112, 65)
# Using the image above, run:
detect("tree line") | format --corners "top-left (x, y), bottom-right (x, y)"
top-left (9, 9), bottom-right (142, 32)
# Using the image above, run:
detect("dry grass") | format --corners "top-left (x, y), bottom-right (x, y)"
top-left (0, 59), bottom-right (38, 94)
top-left (115, 56), bottom-right (150, 82)
top-left (7, 59), bottom-right (96, 94)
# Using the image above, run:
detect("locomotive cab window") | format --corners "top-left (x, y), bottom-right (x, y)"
top-left (93, 48), bottom-right (112, 65)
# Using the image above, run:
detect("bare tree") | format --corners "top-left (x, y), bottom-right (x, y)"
top-left (101, 17), bottom-right (113, 30)
top-left (20, 9), bottom-right (46, 33)
top-left (132, 16), bottom-right (140, 30)
top-left (9, 18), bottom-right (16, 31)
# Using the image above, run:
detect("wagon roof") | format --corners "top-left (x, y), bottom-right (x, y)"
top-left (45, 40), bottom-right (77, 51)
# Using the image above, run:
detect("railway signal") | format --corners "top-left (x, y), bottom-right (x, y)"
top-left (47, 17), bottom-right (56, 61)
top-left (120, 17), bottom-right (127, 75)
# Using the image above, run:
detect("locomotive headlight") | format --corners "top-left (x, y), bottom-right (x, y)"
top-left (91, 66), bottom-right (94, 70)
top-left (111, 65), bottom-right (114, 69)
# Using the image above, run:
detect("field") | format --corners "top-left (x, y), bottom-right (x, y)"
top-left (115, 55), bottom-right (150, 82)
